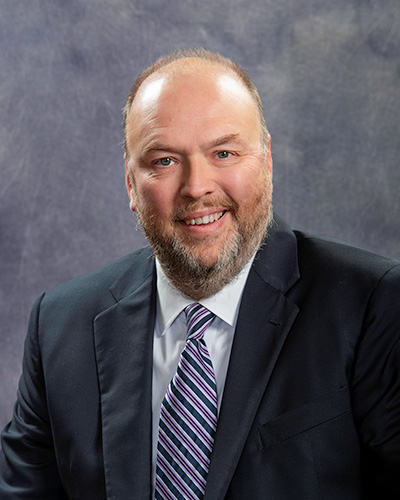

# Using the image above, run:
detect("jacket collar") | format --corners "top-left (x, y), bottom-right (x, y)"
top-left (253, 212), bottom-right (300, 293)
top-left (108, 245), bottom-right (155, 302)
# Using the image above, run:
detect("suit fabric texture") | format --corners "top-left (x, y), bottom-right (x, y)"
top-left (1, 214), bottom-right (399, 499)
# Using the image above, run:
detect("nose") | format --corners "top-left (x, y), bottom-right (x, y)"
top-left (179, 157), bottom-right (216, 200)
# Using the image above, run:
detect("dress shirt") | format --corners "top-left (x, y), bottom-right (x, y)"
top-left (152, 256), bottom-right (254, 486)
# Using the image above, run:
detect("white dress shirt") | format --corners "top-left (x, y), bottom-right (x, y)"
top-left (152, 256), bottom-right (254, 484)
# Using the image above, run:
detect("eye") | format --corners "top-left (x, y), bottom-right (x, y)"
top-left (216, 151), bottom-right (232, 159)
top-left (156, 157), bottom-right (175, 167)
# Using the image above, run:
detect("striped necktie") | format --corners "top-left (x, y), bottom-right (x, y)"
top-left (155, 303), bottom-right (218, 500)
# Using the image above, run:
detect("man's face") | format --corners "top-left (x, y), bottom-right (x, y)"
top-left (125, 61), bottom-right (273, 299)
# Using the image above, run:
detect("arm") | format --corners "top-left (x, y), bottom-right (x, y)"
top-left (0, 294), bottom-right (68, 499)
top-left (351, 264), bottom-right (400, 498)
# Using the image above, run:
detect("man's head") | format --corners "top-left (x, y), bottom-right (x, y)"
top-left (124, 49), bottom-right (273, 300)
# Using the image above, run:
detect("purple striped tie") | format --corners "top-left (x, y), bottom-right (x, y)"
top-left (155, 303), bottom-right (217, 500)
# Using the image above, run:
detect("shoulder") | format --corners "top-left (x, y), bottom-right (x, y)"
top-left (254, 215), bottom-right (400, 297)
top-left (38, 246), bottom-right (154, 317)
top-left (294, 229), bottom-right (400, 286)
top-left (285, 229), bottom-right (400, 324)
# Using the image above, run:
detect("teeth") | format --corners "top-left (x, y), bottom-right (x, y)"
top-left (184, 211), bottom-right (224, 226)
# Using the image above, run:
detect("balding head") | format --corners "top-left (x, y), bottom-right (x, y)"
top-left (123, 49), bottom-right (269, 159)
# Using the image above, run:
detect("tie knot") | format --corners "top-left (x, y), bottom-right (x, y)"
top-left (184, 303), bottom-right (215, 341)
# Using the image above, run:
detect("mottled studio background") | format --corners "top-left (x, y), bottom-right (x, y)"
top-left (0, 0), bottom-right (399, 429)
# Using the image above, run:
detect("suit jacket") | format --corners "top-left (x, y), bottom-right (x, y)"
top-left (1, 214), bottom-right (400, 499)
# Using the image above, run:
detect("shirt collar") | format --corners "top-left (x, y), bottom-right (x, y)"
top-left (156, 256), bottom-right (254, 335)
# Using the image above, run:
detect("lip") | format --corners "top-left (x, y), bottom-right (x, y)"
top-left (177, 209), bottom-right (228, 232)
top-left (185, 211), bottom-right (224, 226)
top-left (178, 208), bottom-right (227, 221)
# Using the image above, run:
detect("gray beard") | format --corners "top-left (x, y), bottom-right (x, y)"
top-left (135, 203), bottom-right (273, 300)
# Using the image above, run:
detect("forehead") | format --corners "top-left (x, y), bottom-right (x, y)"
top-left (126, 61), bottom-right (261, 151)
top-left (135, 60), bottom-right (257, 115)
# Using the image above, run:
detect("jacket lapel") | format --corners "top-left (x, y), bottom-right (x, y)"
top-left (204, 215), bottom-right (300, 500)
top-left (93, 248), bottom-right (156, 500)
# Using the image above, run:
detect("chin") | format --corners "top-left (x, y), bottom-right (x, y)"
top-left (189, 249), bottom-right (220, 267)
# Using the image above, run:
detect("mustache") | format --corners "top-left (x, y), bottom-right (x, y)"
top-left (172, 197), bottom-right (239, 221)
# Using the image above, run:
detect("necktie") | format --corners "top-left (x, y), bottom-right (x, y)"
top-left (155, 303), bottom-right (218, 500)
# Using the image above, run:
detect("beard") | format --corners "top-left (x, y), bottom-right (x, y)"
top-left (134, 179), bottom-right (273, 300)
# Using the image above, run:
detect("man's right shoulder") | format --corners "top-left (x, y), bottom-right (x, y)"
top-left (38, 246), bottom-right (155, 315)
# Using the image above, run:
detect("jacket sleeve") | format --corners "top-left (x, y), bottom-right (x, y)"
top-left (0, 293), bottom-right (68, 499)
top-left (351, 264), bottom-right (400, 498)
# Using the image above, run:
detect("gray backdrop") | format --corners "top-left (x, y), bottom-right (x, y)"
top-left (1, 0), bottom-right (399, 430)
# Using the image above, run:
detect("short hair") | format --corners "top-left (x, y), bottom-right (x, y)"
top-left (123, 48), bottom-right (270, 158)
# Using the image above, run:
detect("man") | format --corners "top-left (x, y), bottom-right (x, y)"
top-left (0, 49), bottom-right (399, 499)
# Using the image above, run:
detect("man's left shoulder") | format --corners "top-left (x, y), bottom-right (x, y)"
top-left (294, 229), bottom-right (400, 294)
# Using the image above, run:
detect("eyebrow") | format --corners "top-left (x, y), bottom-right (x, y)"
top-left (139, 142), bottom-right (174, 161)
top-left (140, 133), bottom-right (242, 160)
top-left (205, 133), bottom-right (241, 149)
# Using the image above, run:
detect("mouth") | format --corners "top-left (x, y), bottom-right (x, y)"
top-left (182, 210), bottom-right (225, 226)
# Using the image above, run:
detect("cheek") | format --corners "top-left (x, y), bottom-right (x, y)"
top-left (136, 179), bottom-right (175, 218)
top-left (221, 167), bottom-right (269, 206)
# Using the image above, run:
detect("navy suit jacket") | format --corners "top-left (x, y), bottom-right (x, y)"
top-left (1, 214), bottom-right (400, 499)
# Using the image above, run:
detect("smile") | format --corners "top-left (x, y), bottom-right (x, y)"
top-left (183, 211), bottom-right (224, 226)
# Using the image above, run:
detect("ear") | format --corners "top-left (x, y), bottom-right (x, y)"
top-left (265, 136), bottom-right (273, 178)
top-left (125, 153), bottom-right (136, 212)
